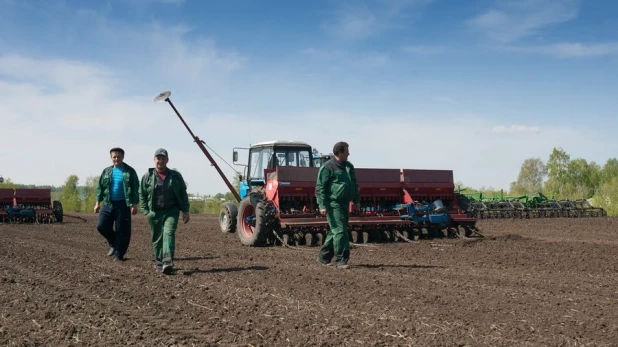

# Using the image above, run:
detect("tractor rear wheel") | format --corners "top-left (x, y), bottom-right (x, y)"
top-left (219, 202), bottom-right (238, 234)
top-left (237, 195), bottom-right (269, 246)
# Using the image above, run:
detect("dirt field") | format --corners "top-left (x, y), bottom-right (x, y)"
top-left (1, 214), bottom-right (617, 346)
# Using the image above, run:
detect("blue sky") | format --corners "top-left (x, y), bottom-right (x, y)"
top-left (1, 0), bottom-right (617, 195)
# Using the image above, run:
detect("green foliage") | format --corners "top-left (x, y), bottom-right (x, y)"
top-left (81, 176), bottom-right (99, 213)
top-left (545, 147), bottom-right (571, 198)
top-left (509, 158), bottom-right (546, 196)
top-left (60, 175), bottom-right (81, 212)
top-left (592, 176), bottom-right (618, 216)
top-left (0, 178), bottom-right (16, 189)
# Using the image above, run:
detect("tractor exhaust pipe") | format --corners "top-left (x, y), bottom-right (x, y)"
top-left (154, 91), bottom-right (241, 203)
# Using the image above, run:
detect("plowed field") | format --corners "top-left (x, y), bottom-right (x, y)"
top-left (1, 215), bottom-right (617, 346)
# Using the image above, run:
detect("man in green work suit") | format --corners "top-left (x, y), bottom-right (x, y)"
top-left (139, 148), bottom-right (190, 275)
top-left (316, 141), bottom-right (360, 269)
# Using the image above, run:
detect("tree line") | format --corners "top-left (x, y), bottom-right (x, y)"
top-left (2, 147), bottom-right (617, 216)
top-left (457, 147), bottom-right (618, 216)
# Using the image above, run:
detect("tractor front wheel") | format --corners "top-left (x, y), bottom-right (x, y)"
top-left (219, 202), bottom-right (238, 234)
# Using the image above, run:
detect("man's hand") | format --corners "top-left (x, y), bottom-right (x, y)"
top-left (182, 211), bottom-right (190, 224)
top-left (319, 209), bottom-right (327, 216)
top-left (354, 203), bottom-right (361, 212)
top-left (94, 202), bottom-right (100, 213)
top-left (130, 204), bottom-right (138, 215)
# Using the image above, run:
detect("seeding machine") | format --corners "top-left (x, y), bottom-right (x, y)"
top-left (0, 188), bottom-right (63, 223)
top-left (457, 191), bottom-right (607, 219)
top-left (155, 91), bottom-right (481, 247)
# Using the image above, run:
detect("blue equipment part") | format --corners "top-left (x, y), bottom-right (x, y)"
top-left (239, 181), bottom-right (251, 200)
top-left (397, 200), bottom-right (451, 228)
top-left (5, 205), bottom-right (37, 217)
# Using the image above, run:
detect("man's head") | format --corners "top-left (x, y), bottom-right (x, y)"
top-left (154, 148), bottom-right (169, 172)
top-left (110, 147), bottom-right (125, 168)
top-left (332, 141), bottom-right (350, 162)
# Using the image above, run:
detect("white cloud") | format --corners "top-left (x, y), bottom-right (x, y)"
top-left (1, 53), bottom-right (614, 195)
top-left (321, 0), bottom-right (434, 41)
top-left (185, 112), bottom-right (613, 193)
top-left (0, 16), bottom-right (247, 195)
top-left (402, 45), bottom-right (444, 55)
top-left (301, 48), bottom-right (390, 68)
top-left (492, 124), bottom-right (541, 134)
top-left (511, 42), bottom-right (618, 58)
top-left (325, 5), bottom-right (377, 41)
top-left (468, 0), bottom-right (579, 43)
top-left (431, 96), bottom-right (458, 105)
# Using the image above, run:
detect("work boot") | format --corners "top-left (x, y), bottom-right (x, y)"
top-left (317, 256), bottom-right (333, 266)
top-left (335, 261), bottom-right (350, 269)
top-left (155, 265), bottom-right (163, 273)
top-left (162, 264), bottom-right (174, 275)
top-left (107, 247), bottom-right (115, 256)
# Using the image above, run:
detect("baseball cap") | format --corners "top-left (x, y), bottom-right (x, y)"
top-left (154, 148), bottom-right (168, 157)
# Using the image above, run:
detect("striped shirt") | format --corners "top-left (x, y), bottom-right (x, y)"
top-left (110, 166), bottom-right (126, 202)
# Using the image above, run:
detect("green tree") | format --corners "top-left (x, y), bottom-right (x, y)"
top-left (60, 175), bottom-right (81, 212)
top-left (545, 147), bottom-right (571, 199)
top-left (204, 199), bottom-right (223, 214)
top-left (592, 175), bottom-right (618, 216)
top-left (566, 159), bottom-right (601, 199)
top-left (0, 178), bottom-right (16, 189)
top-left (223, 174), bottom-right (242, 203)
top-left (601, 158), bottom-right (618, 184)
top-left (510, 158), bottom-right (547, 195)
top-left (82, 176), bottom-right (99, 212)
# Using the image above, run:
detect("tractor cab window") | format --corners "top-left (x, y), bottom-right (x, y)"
top-left (248, 147), bottom-right (273, 181)
top-left (248, 146), bottom-right (312, 181)
top-left (273, 149), bottom-right (311, 167)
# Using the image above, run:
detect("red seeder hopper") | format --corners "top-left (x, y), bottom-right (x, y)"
top-left (0, 188), bottom-right (63, 224)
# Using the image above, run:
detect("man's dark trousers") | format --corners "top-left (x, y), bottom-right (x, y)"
top-left (96, 201), bottom-right (132, 258)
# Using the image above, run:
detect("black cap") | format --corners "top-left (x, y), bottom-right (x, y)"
top-left (110, 147), bottom-right (125, 156)
top-left (154, 148), bottom-right (168, 157)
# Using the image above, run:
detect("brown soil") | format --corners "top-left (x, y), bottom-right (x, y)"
top-left (1, 215), bottom-right (617, 346)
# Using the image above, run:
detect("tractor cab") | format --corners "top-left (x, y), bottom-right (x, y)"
top-left (313, 154), bottom-right (333, 167)
top-left (234, 141), bottom-right (313, 199)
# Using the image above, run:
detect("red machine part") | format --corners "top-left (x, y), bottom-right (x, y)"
top-left (262, 166), bottom-right (476, 228)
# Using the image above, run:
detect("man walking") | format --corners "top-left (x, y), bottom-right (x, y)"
top-left (94, 147), bottom-right (140, 261)
top-left (316, 141), bottom-right (360, 269)
top-left (139, 148), bottom-right (190, 275)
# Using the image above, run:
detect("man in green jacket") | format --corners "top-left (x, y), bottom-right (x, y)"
top-left (139, 148), bottom-right (190, 275)
top-left (94, 147), bottom-right (140, 261)
top-left (316, 141), bottom-right (360, 269)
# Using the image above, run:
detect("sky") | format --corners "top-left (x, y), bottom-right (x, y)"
top-left (1, 0), bottom-right (617, 196)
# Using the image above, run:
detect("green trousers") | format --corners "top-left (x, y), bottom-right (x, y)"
top-left (148, 207), bottom-right (179, 267)
top-left (318, 202), bottom-right (350, 265)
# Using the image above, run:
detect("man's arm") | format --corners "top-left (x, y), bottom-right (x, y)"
top-left (139, 172), bottom-right (150, 215)
top-left (348, 163), bottom-right (360, 204)
top-left (95, 169), bottom-right (105, 204)
top-left (175, 172), bottom-right (191, 224)
top-left (315, 166), bottom-right (332, 212)
top-left (94, 169), bottom-right (106, 213)
top-left (128, 168), bottom-right (140, 215)
top-left (129, 168), bottom-right (140, 205)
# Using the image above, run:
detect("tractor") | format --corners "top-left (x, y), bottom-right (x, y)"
top-left (154, 91), bottom-right (480, 247)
